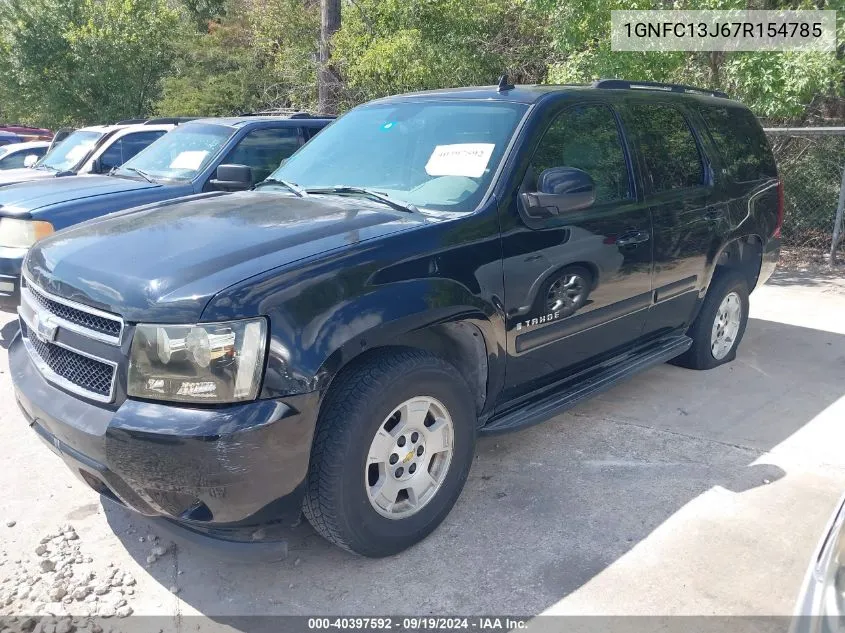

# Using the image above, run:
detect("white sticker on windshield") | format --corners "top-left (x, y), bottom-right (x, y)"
top-left (425, 143), bottom-right (495, 178)
top-left (169, 150), bottom-right (208, 170)
top-left (65, 143), bottom-right (94, 163)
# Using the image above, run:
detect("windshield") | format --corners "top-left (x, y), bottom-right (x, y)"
top-left (38, 130), bottom-right (103, 172)
top-left (270, 100), bottom-right (528, 212)
top-left (115, 123), bottom-right (233, 182)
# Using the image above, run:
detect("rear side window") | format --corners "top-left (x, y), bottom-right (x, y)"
top-left (699, 106), bottom-right (777, 182)
top-left (627, 104), bottom-right (703, 192)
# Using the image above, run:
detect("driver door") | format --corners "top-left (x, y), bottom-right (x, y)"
top-left (499, 102), bottom-right (654, 399)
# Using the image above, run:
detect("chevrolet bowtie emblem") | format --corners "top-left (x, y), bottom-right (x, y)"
top-left (32, 312), bottom-right (58, 343)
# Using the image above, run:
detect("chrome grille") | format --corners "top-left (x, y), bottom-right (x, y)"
top-left (19, 277), bottom-right (122, 402)
top-left (23, 323), bottom-right (114, 398)
top-left (27, 285), bottom-right (121, 338)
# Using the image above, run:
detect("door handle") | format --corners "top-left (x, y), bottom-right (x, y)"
top-left (616, 230), bottom-right (650, 247)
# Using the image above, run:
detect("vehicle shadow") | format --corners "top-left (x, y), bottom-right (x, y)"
top-left (103, 316), bottom-right (844, 620)
top-left (0, 317), bottom-right (19, 349)
top-left (765, 266), bottom-right (845, 289)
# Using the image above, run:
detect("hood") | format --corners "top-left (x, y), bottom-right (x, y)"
top-left (0, 167), bottom-right (55, 187)
top-left (25, 191), bottom-right (425, 322)
top-left (0, 175), bottom-right (160, 216)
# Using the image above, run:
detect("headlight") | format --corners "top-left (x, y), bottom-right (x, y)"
top-left (0, 218), bottom-right (54, 248)
top-left (127, 318), bottom-right (267, 403)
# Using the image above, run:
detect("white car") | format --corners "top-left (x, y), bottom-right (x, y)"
top-left (791, 493), bottom-right (845, 631)
top-left (0, 141), bottom-right (50, 170)
top-left (0, 119), bottom-right (184, 187)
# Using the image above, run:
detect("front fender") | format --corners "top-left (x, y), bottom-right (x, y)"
top-left (201, 211), bottom-right (506, 401)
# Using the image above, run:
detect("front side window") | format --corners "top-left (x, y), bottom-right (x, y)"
top-left (270, 100), bottom-right (529, 212)
top-left (222, 128), bottom-right (301, 183)
top-left (97, 131), bottom-right (168, 172)
top-left (627, 104), bottom-right (703, 192)
top-left (38, 130), bottom-right (104, 172)
top-left (529, 104), bottom-right (631, 203)
top-left (114, 123), bottom-right (234, 182)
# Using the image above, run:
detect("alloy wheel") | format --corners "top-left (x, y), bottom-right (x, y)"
top-left (710, 291), bottom-right (742, 360)
top-left (364, 396), bottom-right (454, 519)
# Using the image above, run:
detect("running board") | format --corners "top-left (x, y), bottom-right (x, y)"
top-left (481, 335), bottom-right (692, 435)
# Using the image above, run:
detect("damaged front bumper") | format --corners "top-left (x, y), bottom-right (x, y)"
top-left (9, 327), bottom-right (320, 550)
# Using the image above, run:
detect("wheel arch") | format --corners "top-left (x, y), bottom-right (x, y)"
top-left (709, 234), bottom-right (764, 292)
top-left (318, 318), bottom-right (492, 418)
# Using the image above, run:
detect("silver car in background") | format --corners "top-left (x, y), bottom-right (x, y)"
top-left (792, 493), bottom-right (845, 633)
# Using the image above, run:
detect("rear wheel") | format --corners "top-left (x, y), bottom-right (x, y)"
top-left (302, 349), bottom-right (476, 557)
top-left (672, 269), bottom-right (749, 370)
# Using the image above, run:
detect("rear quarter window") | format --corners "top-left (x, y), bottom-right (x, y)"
top-left (699, 105), bottom-right (777, 182)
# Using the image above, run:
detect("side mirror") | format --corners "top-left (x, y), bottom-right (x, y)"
top-left (210, 164), bottom-right (254, 191)
top-left (521, 167), bottom-right (596, 218)
top-left (24, 154), bottom-right (39, 168)
top-left (91, 157), bottom-right (109, 174)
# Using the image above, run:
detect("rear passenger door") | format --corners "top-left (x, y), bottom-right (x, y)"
top-left (216, 126), bottom-right (303, 185)
top-left (499, 102), bottom-right (653, 399)
top-left (623, 102), bottom-right (728, 337)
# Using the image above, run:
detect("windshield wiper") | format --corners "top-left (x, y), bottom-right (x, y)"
top-left (305, 186), bottom-right (421, 216)
top-left (254, 178), bottom-right (307, 198)
top-left (121, 166), bottom-right (155, 183)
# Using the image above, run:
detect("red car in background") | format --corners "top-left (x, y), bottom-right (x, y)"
top-left (0, 125), bottom-right (53, 141)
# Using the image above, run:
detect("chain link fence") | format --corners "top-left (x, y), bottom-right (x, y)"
top-left (764, 127), bottom-right (845, 263)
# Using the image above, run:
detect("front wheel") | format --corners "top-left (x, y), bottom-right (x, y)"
top-left (672, 269), bottom-right (750, 370)
top-left (302, 349), bottom-right (476, 557)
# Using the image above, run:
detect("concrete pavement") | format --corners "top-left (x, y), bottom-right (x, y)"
top-left (0, 267), bottom-right (843, 626)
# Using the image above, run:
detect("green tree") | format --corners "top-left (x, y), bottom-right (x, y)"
top-left (545, 0), bottom-right (845, 119)
top-left (156, 15), bottom-right (265, 116)
top-left (177, 0), bottom-right (228, 31)
top-left (0, 0), bottom-right (179, 127)
top-left (248, 0), bottom-right (321, 111)
top-left (330, 0), bottom-right (553, 110)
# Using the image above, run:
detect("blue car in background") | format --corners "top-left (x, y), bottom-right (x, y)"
top-left (0, 114), bottom-right (333, 303)
top-left (0, 131), bottom-right (24, 146)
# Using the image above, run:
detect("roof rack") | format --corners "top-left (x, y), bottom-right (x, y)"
top-left (115, 118), bottom-right (147, 125)
top-left (241, 109), bottom-right (336, 119)
top-left (592, 79), bottom-right (729, 99)
top-left (144, 117), bottom-right (197, 125)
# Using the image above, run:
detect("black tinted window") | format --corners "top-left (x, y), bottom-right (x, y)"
top-left (0, 150), bottom-right (27, 169)
top-left (530, 104), bottom-right (630, 203)
top-left (99, 131), bottom-right (166, 171)
top-left (224, 128), bottom-right (301, 182)
top-left (699, 106), bottom-right (776, 181)
top-left (628, 105), bottom-right (703, 192)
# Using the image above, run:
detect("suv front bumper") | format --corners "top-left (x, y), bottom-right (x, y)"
top-left (0, 246), bottom-right (26, 304)
top-left (9, 327), bottom-right (320, 541)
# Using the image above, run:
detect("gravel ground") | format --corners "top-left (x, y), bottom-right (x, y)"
top-left (0, 266), bottom-right (843, 632)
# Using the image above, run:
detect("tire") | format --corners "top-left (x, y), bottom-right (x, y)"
top-left (537, 265), bottom-right (593, 319)
top-left (302, 348), bottom-right (477, 557)
top-left (672, 269), bottom-right (750, 370)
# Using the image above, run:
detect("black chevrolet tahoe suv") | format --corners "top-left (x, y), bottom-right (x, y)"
top-left (9, 79), bottom-right (781, 558)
